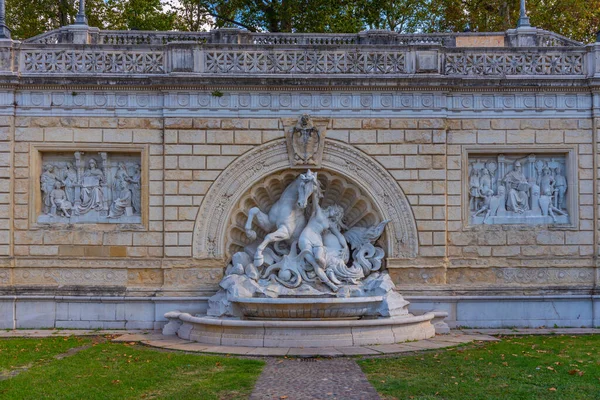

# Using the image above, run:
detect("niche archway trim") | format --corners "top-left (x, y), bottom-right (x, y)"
top-left (193, 139), bottom-right (418, 260)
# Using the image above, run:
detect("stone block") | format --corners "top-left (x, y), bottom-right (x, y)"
top-left (133, 129), bottom-right (162, 143)
top-left (535, 130), bottom-right (563, 143)
top-left (565, 231), bottom-right (593, 245)
top-left (477, 131), bottom-right (505, 144)
top-left (506, 129), bottom-right (535, 144)
top-left (349, 130), bottom-right (376, 143)
top-left (88, 117), bottom-right (118, 128)
top-left (262, 130), bottom-right (285, 142)
top-left (179, 130), bottom-right (206, 143)
top-left (491, 119), bottom-right (520, 130)
top-left (178, 155), bottom-right (205, 169)
top-left (492, 246), bottom-right (521, 257)
top-left (405, 130), bottom-right (432, 143)
top-left (374, 155), bottom-right (404, 169)
top-left (362, 118), bottom-right (389, 129)
top-left (234, 130), bottom-right (261, 144)
top-left (377, 130), bottom-right (404, 143)
top-left (165, 247), bottom-right (191, 257)
top-left (0, 301), bottom-right (14, 329)
top-left (103, 129), bottom-right (132, 143)
top-left (15, 127), bottom-right (43, 141)
top-left (29, 245), bottom-right (59, 256)
top-left (536, 231), bottom-right (564, 245)
top-left (221, 119), bottom-right (249, 129)
top-left (355, 144), bottom-right (390, 155)
top-left (74, 129), bottom-right (103, 142)
top-left (179, 181), bottom-right (211, 195)
top-left (206, 130), bottom-right (234, 144)
top-left (564, 130), bottom-right (590, 144)
top-left (520, 119), bottom-right (548, 129)
top-left (206, 155), bottom-right (236, 169)
top-left (103, 232), bottom-right (133, 246)
top-left (332, 119), bottom-right (361, 129)
top-left (390, 120), bottom-right (417, 129)
top-left (16, 301), bottom-right (55, 328)
top-left (390, 144), bottom-right (418, 154)
top-left (327, 130), bottom-right (349, 142)
top-left (405, 155), bottom-right (432, 169)
top-left (45, 127), bottom-right (73, 141)
top-left (549, 119), bottom-right (578, 129)
top-left (133, 232), bottom-right (163, 247)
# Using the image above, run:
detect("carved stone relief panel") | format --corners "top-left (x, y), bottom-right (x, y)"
top-left (467, 152), bottom-right (572, 225)
top-left (38, 151), bottom-right (142, 224)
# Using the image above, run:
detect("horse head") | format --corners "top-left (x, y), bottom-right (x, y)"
top-left (297, 169), bottom-right (319, 208)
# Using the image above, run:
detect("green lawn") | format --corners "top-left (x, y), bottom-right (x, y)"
top-left (359, 335), bottom-right (600, 400)
top-left (0, 338), bottom-right (264, 400)
top-left (0, 336), bottom-right (91, 372)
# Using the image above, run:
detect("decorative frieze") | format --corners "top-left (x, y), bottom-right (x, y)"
top-left (7, 90), bottom-right (591, 119)
top-left (468, 152), bottom-right (571, 225)
top-left (38, 151), bottom-right (142, 224)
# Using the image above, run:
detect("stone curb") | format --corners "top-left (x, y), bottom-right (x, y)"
top-left (126, 332), bottom-right (499, 357)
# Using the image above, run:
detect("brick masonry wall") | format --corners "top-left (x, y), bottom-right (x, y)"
top-left (0, 115), bottom-right (597, 295)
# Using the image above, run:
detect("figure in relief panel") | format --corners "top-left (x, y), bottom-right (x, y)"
top-left (130, 164), bottom-right (142, 214)
top-left (63, 162), bottom-right (78, 203)
top-left (113, 162), bottom-right (130, 200)
top-left (108, 178), bottom-right (132, 218)
top-left (502, 161), bottom-right (529, 214)
top-left (74, 158), bottom-right (105, 215)
top-left (50, 182), bottom-right (72, 217)
top-left (554, 166), bottom-right (567, 210)
top-left (41, 164), bottom-right (60, 214)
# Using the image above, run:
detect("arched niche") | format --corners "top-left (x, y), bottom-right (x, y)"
top-left (193, 139), bottom-right (418, 260)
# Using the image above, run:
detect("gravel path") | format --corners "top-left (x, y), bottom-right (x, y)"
top-left (250, 357), bottom-right (380, 400)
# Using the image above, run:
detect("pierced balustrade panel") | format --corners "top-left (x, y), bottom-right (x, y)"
top-left (204, 50), bottom-right (407, 74)
top-left (445, 52), bottom-right (584, 76)
top-left (23, 50), bottom-right (165, 74)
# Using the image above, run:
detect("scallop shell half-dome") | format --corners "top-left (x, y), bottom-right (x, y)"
top-left (226, 169), bottom-right (386, 259)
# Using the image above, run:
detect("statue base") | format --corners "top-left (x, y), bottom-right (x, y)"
top-left (163, 311), bottom-right (437, 348)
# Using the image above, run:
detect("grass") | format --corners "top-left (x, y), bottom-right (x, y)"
top-left (359, 335), bottom-right (600, 400)
top-left (0, 336), bottom-right (90, 372)
top-left (0, 338), bottom-right (264, 400)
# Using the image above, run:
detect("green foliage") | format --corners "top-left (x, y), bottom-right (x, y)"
top-left (0, 340), bottom-right (264, 399)
top-left (359, 335), bottom-right (600, 400)
top-left (104, 0), bottom-right (177, 31)
top-left (5, 0), bottom-right (600, 43)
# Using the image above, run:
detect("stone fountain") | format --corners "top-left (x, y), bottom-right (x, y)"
top-left (163, 116), bottom-right (446, 348)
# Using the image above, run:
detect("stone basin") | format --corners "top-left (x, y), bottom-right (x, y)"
top-left (230, 296), bottom-right (384, 320)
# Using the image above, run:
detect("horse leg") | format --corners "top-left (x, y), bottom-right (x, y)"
top-left (245, 207), bottom-right (272, 241)
top-left (254, 226), bottom-right (291, 267)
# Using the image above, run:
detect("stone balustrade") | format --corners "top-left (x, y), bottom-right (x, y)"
top-left (0, 25), bottom-right (597, 81)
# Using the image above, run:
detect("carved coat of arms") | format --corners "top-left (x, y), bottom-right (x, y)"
top-left (286, 114), bottom-right (327, 168)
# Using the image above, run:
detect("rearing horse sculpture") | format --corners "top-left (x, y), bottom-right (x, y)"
top-left (245, 170), bottom-right (321, 267)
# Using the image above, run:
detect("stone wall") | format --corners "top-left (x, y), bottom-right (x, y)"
top-left (0, 25), bottom-right (599, 329)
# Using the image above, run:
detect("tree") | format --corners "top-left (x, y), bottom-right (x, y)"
top-left (104, 0), bottom-right (177, 31)
top-left (5, 0), bottom-right (600, 43)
